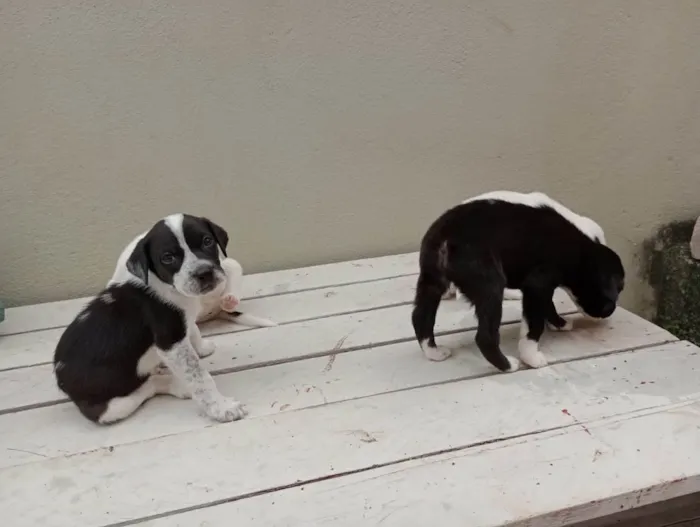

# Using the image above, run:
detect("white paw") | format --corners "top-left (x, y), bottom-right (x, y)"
top-left (420, 341), bottom-right (452, 362)
top-left (503, 289), bottom-right (523, 301)
top-left (207, 398), bottom-right (248, 422)
top-left (547, 319), bottom-right (573, 332)
top-left (220, 294), bottom-right (240, 313)
top-left (504, 355), bottom-right (521, 372)
top-left (198, 340), bottom-right (216, 358)
top-left (519, 338), bottom-right (548, 368)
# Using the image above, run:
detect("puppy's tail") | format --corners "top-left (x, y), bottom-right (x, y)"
top-left (221, 311), bottom-right (278, 328)
top-left (415, 233), bottom-right (452, 303)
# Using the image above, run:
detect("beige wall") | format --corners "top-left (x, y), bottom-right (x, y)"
top-left (2, 1), bottom-right (700, 315)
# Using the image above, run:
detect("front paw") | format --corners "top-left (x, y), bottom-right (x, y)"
top-left (220, 294), bottom-right (240, 313)
top-left (206, 398), bottom-right (248, 422)
top-left (518, 338), bottom-right (548, 368)
top-left (420, 342), bottom-right (452, 362)
top-left (547, 316), bottom-right (573, 332)
top-left (197, 340), bottom-right (216, 358)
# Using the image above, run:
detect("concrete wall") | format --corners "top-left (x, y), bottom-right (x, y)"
top-left (2, 1), bottom-right (700, 313)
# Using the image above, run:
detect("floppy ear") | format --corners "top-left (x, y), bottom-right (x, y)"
top-left (204, 218), bottom-right (229, 257)
top-left (126, 237), bottom-right (151, 284)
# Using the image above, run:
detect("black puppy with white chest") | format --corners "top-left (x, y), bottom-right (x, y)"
top-left (54, 213), bottom-right (247, 424)
top-left (412, 191), bottom-right (625, 372)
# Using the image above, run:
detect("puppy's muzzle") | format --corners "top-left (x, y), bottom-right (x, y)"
top-left (192, 264), bottom-right (222, 294)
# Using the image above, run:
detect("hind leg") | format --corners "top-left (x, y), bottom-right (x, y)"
top-left (97, 373), bottom-right (190, 424)
top-left (447, 249), bottom-right (520, 372)
top-left (412, 272), bottom-right (451, 361)
top-left (453, 277), bottom-right (520, 373)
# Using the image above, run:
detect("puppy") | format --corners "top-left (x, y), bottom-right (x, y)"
top-left (54, 213), bottom-right (247, 424)
top-left (412, 191), bottom-right (624, 371)
top-left (441, 191), bottom-right (607, 303)
top-left (195, 257), bottom-right (277, 327)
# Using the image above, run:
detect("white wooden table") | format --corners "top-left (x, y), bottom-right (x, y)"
top-left (0, 252), bottom-right (697, 527)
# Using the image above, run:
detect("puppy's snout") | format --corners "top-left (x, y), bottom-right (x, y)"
top-left (193, 266), bottom-right (215, 284)
top-left (600, 301), bottom-right (616, 318)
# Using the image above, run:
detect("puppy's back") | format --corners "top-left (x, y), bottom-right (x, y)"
top-left (53, 284), bottom-right (185, 402)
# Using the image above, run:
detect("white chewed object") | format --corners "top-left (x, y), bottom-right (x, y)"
top-left (691, 216), bottom-right (700, 260)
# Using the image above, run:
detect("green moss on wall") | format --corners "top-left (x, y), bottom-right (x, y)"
top-left (646, 219), bottom-right (700, 345)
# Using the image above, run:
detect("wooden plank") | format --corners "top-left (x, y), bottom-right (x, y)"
top-left (142, 398), bottom-right (700, 527)
top-left (0, 252), bottom-right (418, 336)
top-left (0, 286), bottom-right (573, 412)
top-left (0, 308), bottom-right (672, 468)
top-left (0, 272), bottom-right (424, 372)
top-left (1, 341), bottom-right (696, 527)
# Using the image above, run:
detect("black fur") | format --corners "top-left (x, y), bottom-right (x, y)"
top-left (412, 199), bottom-right (625, 372)
top-left (54, 282), bottom-right (186, 422)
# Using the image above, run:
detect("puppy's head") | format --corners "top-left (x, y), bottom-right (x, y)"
top-left (126, 213), bottom-right (229, 297)
top-left (566, 244), bottom-right (625, 320)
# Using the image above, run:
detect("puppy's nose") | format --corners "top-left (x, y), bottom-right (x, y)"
top-left (194, 267), bottom-right (215, 283)
top-left (601, 302), bottom-right (616, 318)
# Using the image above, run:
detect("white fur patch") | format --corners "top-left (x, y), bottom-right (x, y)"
top-left (98, 373), bottom-right (191, 424)
top-left (136, 347), bottom-right (163, 377)
top-left (77, 311), bottom-right (90, 322)
top-left (164, 214), bottom-right (212, 297)
top-left (518, 338), bottom-right (548, 368)
top-left (504, 355), bottom-right (521, 372)
top-left (518, 318), bottom-right (548, 368)
top-left (462, 191), bottom-right (606, 244)
top-left (419, 339), bottom-right (452, 361)
top-left (100, 292), bottom-right (115, 304)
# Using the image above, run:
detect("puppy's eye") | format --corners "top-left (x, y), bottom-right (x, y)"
top-left (161, 253), bottom-right (175, 265)
top-left (202, 236), bottom-right (214, 248)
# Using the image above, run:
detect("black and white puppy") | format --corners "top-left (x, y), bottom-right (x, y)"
top-left (412, 190), bottom-right (624, 372)
top-left (54, 213), bottom-right (247, 424)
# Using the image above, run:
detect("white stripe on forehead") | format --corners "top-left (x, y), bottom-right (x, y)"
top-left (164, 213), bottom-right (187, 249)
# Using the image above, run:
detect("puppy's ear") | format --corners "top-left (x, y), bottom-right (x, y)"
top-left (204, 218), bottom-right (229, 257)
top-left (126, 237), bottom-right (151, 285)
